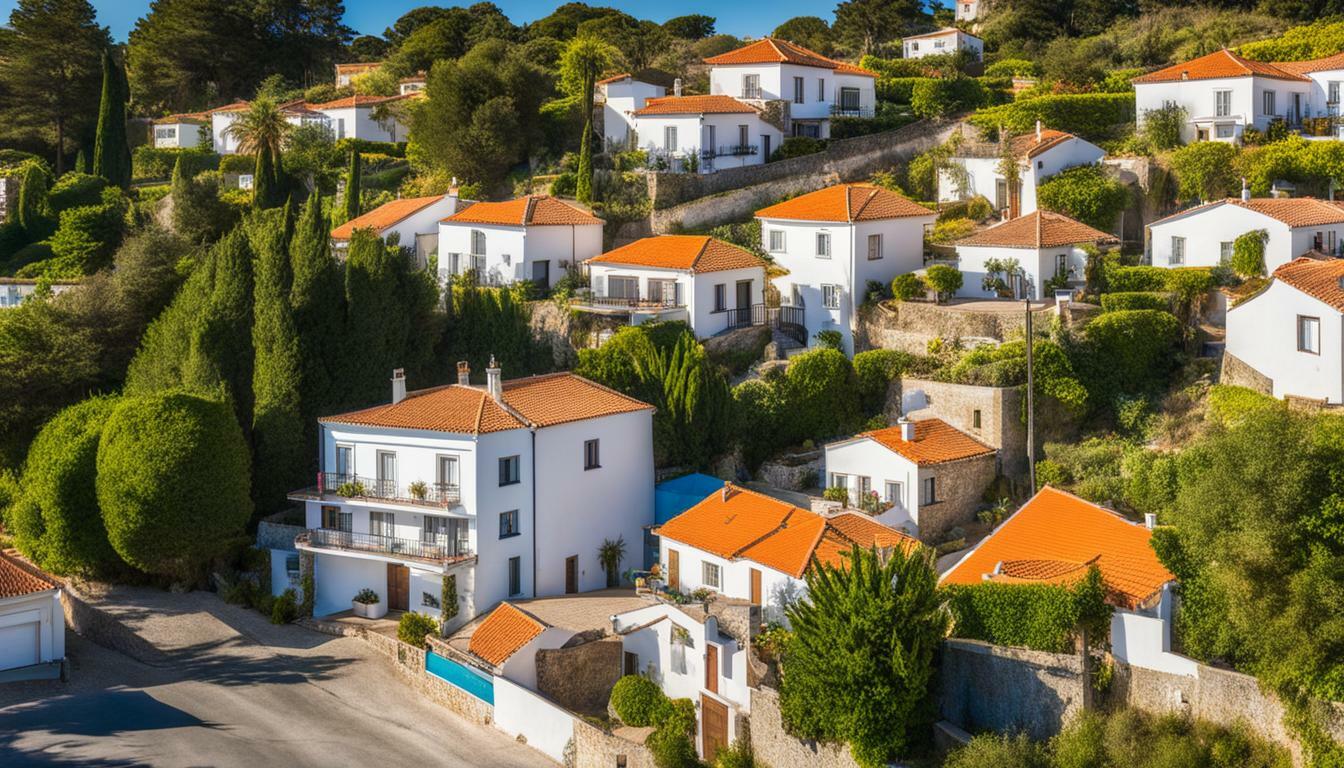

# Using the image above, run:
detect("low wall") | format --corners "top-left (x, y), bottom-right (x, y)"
top-left (59, 579), bottom-right (170, 666)
top-left (495, 676), bottom-right (577, 763)
top-left (939, 638), bottom-right (1088, 741)
top-left (1219, 351), bottom-right (1274, 396)
top-left (748, 686), bottom-right (865, 768)
top-left (572, 719), bottom-right (655, 768)
top-left (256, 519), bottom-right (305, 552)
top-left (856, 300), bottom-right (1056, 356)
top-left (537, 637), bottom-right (622, 715)
top-left (757, 450), bottom-right (823, 491)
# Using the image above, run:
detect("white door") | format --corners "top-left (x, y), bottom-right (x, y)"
top-left (0, 621), bottom-right (40, 670)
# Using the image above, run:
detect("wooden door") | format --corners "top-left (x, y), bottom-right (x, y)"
top-left (387, 563), bottom-right (409, 611)
top-left (735, 280), bottom-right (752, 311)
top-left (668, 550), bottom-right (680, 592)
top-left (750, 569), bottom-right (762, 606)
top-left (704, 644), bottom-right (719, 694)
top-left (565, 555), bottom-right (579, 594)
top-left (700, 694), bottom-right (728, 762)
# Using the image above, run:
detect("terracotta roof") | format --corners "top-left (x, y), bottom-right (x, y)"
top-left (443, 195), bottom-right (603, 227)
top-left (500, 372), bottom-right (654, 428)
top-left (656, 485), bottom-right (918, 578)
top-left (207, 99), bottom-right (321, 116)
top-left (703, 37), bottom-right (877, 77)
top-left (597, 72), bottom-right (632, 86)
top-left (154, 111), bottom-right (209, 125)
top-left (1151, 198), bottom-right (1344, 229)
top-left (307, 93), bottom-right (409, 110)
top-left (956, 210), bottom-right (1116, 249)
top-left (1131, 49), bottom-right (1308, 84)
top-left (633, 95), bottom-right (757, 116)
top-left (0, 554), bottom-right (57, 599)
top-left (468, 603), bottom-right (546, 666)
top-left (336, 62), bottom-right (380, 73)
top-left (1273, 51), bottom-right (1344, 75)
top-left (755, 184), bottom-right (934, 223)
top-left (940, 486), bottom-right (1174, 610)
top-left (903, 27), bottom-right (980, 42)
top-left (330, 195), bottom-right (448, 240)
top-left (847, 418), bottom-right (996, 466)
top-left (1271, 257), bottom-right (1344, 311)
top-left (833, 61), bottom-right (878, 78)
top-left (1009, 129), bottom-right (1075, 159)
top-left (208, 100), bottom-right (252, 114)
top-left (587, 235), bottom-right (765, 274)
top-left (399, 72), bottom-right (427, 83)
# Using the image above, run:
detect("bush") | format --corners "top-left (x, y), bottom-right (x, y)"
top-left (218, 154), bottom-right (255, 175)
top-left (911, 76), bottom-right (985, 119)
top-left (823, 485), bottom-right (849, 506)
top-left (1171, 141), bottom-right (1241, 202)
top-left (47, 188), bottom-right (129, 276)
top-left (925, 264), bottom-right (964, 299)
top-left (984, 59), bottom-right (1041, 78)
top-left (1099, 292), bottom-right (1171, 313)
top-left (814, 329), bottom-right (844, 351)
top-left (1206, 384), bottom-right (1282, 427)
top-left (1105, 265), bottom-right (1167, 292)
top-left (969, 93), bottom-right (1134, 142)
top-left (47, 173), bottom-right (108, 213)
top-left (610, 674), bottom-right (670, 726)
top-left (1036, 165), bottom-right (1128, 231)
top-left (270, 588), bottom-right (298, 624)
top-left (876, 76), bottom-right (930, 104)
top-left (945, 733), bottom-right (1049, 768)
top-left (891, 273), bottom-right (926, 301)
top-left (95, 392), bottom-right (252, 581)
top-left (549, 172), bottom-right (577, 196)
top-left (1231, 229), bottom-right (1268, 277)
top-left (770, 136), bottom-right (826, 162)
top-left (929, 217), bottom-right (975, 244)
top-left (1141, 104), bottom-right (1186, 151)
top-left (334, 138), bottom-right (406, 158)
top-left (132, 146), bottom-right (218, 181)
top-left (853, 349), bottom-right (912, 415)
top-left (397, 611), bottom-right (438, 649)
top-left (945, 567), bottom-right (1112, 652)
top-left (1079, 309), bottom-right (1183, 400)
top-left (781, 348), bottom-right (862, 442)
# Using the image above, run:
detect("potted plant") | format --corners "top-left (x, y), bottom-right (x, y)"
top-left (337, 480), bottom-right (366, 498)
top-left (352, 588), bottom-right (385, 619)
top-left (408, 480), bottom-right (428, 500)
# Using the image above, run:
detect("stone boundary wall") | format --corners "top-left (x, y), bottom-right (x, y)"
top-left (895, 377), bottom-right (1026, 479)
top-left (256, 519), bottom-right (305, 552)
top-left (757, 450), bottom-right (823, 491)
top-left (919, 452), bottom-right (999, 544)
top-left (537, 637), bottom-right (622, 714)
top-left (59, 578), bottom-right (170, 666)
top-left (856, 300), bottom-right (1056, 356)
top-left (1219, 351), bottom-right (1274, 396)
top-left (748, 686), bottom-right (866, 768)
top-left (572, 719), bottom-right (655, 768)
top-left (939, 638), bottom-right (1088, 741)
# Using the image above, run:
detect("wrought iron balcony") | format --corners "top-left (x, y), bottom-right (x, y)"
top-left (570, 288), bottom-right (682, 311)
top-left (297, 528), bottom-right (474, 566)
top-left (290, 472), bottom-right (462, 508)
top-left (700, 144), bottom-right (759, 160)
top-left (442, 253), bottom-right (507, 286)
top-left (830, 103), bottom-right (874, 118)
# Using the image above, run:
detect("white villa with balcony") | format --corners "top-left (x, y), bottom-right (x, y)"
top-left (954, 210), bottom-right (1117, 301)
top-left (210, 100), bottom-right (330, 155)
top-left (286, 362), bottom-right (655, 631)
top-left (631, 94), bottom-right (782, 174)
top-left (901, 28), bottom-right (983, 61)
top-left (578, 235), bottom-right (767, 338)
top-left (939, 124), bottom-right (1106, 219)
top-left (755, 183), bottom-right (937, 355)
top-left (437, 195), bottom-right (604, 288)
top-left (597, 72), bottom-right (669, 149)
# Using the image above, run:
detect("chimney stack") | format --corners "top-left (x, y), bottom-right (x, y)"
top-left (1144, 513), bottom-right (1157, 530)
top-left (486, 355), bottom-right (502, 402)
top-left (445, 176), bottom-right (459, 206)
top-left (1241, 177), bottom-right (1251, 202)
top-left (898, 416), bottom-right (916, 442)
top-left (722, 482), bottom-right (737, 502)
top-left (456, 360), bottom-right (471, 386)
top-left (674, 77), bottom-right (682, 97)
top-left (1035, 119), bottom-right (1042, 141)
top-left (391, 368), bottom-right (407, 404)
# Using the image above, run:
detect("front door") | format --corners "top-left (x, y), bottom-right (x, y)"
top-left (750, 569), bottom-right (762, 606)
top-left (735, 280), bottom-right (752, 311)
top-left (532, 259), bottom-right (550, 286)
top-left (387, 563), bottom-right (409, 611)
top-left (705, 644), bottom-right (719, 694)
top-left (762, 134), bottom-right (770, 160)
top-left (700, 694), bottom-right (728, 762)
top-left (565, 555), bottom-right (579, 594)
top-left (668, 550), bottom-right (680, 592)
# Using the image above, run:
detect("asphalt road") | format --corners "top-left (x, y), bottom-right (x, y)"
top-left (0, 589), bottom-right (553, 768)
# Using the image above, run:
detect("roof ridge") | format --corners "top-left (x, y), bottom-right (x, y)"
top-left (689, 236), bottom-right (713, 271)
top-left (522, 196), bottom-right (538, 225)
top-left (728, 503), bottom-right (810, 560)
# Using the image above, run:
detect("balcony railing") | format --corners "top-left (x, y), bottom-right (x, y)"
top-left (830, 103), bottom-right (874, 118)
top-left (571, 288), bottom-right (682, 311)
top-left (297, 528), bottom-right (474, 566)
top-left (294, 472), bottom-right (462, 508)
top-left (442, 253), bottom-right (507, 286)
top-left (725, 303), bottom-right (806, 344)
top-left (700, 144), bottom-right (759, 160)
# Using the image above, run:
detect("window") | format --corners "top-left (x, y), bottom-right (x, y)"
top-left (738, 124), bottom-right (749, 149)
top-left (1263, 90), bottom-right (1276, 116)
top-left (508, 556), bottom-right (522, 596)
top-left (1055, 253), bottom-right (1068, 278)
top-left (369, 511), bottom-right (394, 538)
top-left (376, 451), bottom-right (396, 495)
top-left (818, 78), bottom-right (825, 102)
top-left (973, 409), bottom-right (982, 429)
top-left (1216, 124), bottom-right (1235, 139)
top-left (285, 554), bottom-right (300, 580)
top-left (884, 481), bottom-right (903, 504)
top-left (1220, 241), bottom-right (1234, 262)
top-left (470, 229), bottom-right (486, 256)
top-left (934, 39), bottom-right (946, 49)
top-left (1215, 90), bottom-right (1232, 117)
top-left (714, 283), bottom-right (727, 312)
top-left (793, 76), bottom-right (804, 104)
top-left (423, 516), bottom-right (450, 545)
top-left (839, 87), bottom-right (861, 112)
top-left (499, 510), bottom-right (520, 538)
top-left (608, 275), bottom-right (638, 299)
top-left (499, 455), bottom-right (520, 486)
top-left (436, 455), bottom-right (458, 491)
top-left (742, 74), bottom-right (760, 99)
top-left (911, 41), bottom-right (919, 52)
top-left (815, 232), bottom-right (831, 258)
top-left (857, 476), bottom-right (872, 497)
top-left (768, 230), bottom-right (785, 252)
top-left (1332, 81), bottom-right (1341, 105)
top-left (155, 127), bottom-right (176, 140)
top-left (829, 472), bottom-right (848, 490)
top-left (867, 233), bottom-right (882, 260)
top-left (1298, 315), bottom-right (1321, 354)
top-left (664, 125), bottom-right (678, 149)
top-left (1170, 236), bottom-right (1186, 265)
top-left (422, 591), bottom-right (440, 609)
top-left (822, 284), bottom-right (841, 309)
top-left (921, 476), bottom-right (937, 505)
top-left (335, 444), bottom-right (353, 478)
top-left (702, 561), bottom-right (722, 589)
top-left (648, 279), bottom-right (677, 305)
top-left (321, 505), bottom-right (351, 532)
top-left (584, 439), bottom-right (600, 470)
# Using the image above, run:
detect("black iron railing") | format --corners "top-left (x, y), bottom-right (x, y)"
top-left (311, 472), bottom-right (462, 507)
top-left (701, 144), bottom-right (759, 160)
top-left (571, 289), bottom-right (682, 310)
top-left (297, 528), bottom-right (473, 564)
top-left (722, 304), bottom-right (807, 344)
top-left (830, 103), bottom-right (873, 118)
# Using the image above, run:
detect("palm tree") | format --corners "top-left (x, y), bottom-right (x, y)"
top-left (597, 537), bottom-right (627, 588)
top-left (225, 97), bottom-right (291, 159)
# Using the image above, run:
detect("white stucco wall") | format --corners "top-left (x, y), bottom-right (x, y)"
top-left (492, 674), bottom-right (577, 762)
top-left (658, 539), bottom-right (803, 627)
top-left (1149, 204), bottom-right (1340, 271)
top-left (318, 106), bottom-right (406, 143)
top-left (903, 31), bottom-right (983, 61)
top-left (498, 626), bottom-right (575, 690)
top-left (1135, 76), bottom-right (1311, 144)
top-left (941, 138), bottom-right (1105, 216)
top-left (1226, 279), bottom-right (1344, 404)
top-left (585, 263), bottom-right (764, 338)
top-left (439, 221), bottom-right (602, 286)
top-left (1110, 587), bottom-right (1199, 676)
top-left (152, 122), bottom-right (206, 149)
top-left (602, 80), bottom-right (667, 146)
top-left (954, 243), bottom-right (1083, 300)
top-left (634, 112), bottom-right (781, 173)
top-left (614, 604), bottom-right (751, 713)
top-left (0, 589), bottom-right (64, 670)
top-left (822, 438), bottom-right (920, 533)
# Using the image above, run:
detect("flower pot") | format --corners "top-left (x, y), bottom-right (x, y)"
top-left (352, 600), bottom-right (367, 618)
top-left (364, 600), bottom-right (387, 619)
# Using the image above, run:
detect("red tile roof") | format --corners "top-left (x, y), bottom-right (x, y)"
top-left (903, 27), bottom-right (981, 42)
top-left (502, 373), bottom-right (654, 428)
top-left (956, 210), bottom-right (1116, 249)
top-left (657, 485), bottom-right (918, 578)
top-left (1009, 129), bottom-right (1076, 159)
top-left (468, 603), bottom-right (546, 665)
top-left (443, 195), bottom-right (603, 227)
top-left (848, 418), bottom-right (996, 466)
top-left (597, 72), bottom-right (632, 86)
top-left (1131, 49), bottom-right (1309, 84)
top-left (154, 111), bottom-right (210, 125)
top-left (755, 183), bottom-right (935, 223)
top-left (1151, 197), bottom-right (1344, 229)
top-left (307, 93), bottom-right (410, 110)
top-left (587, 235), bottom-right (765, 274)
top-left (330, 195), bottom-right (449, 240)
top-left (1273, 51), bottom-right (1344, 75)
top-left (941, 486), bottom-right (1174, 610)
top-left (703, 38), bottom-right (876, 77)
top-left (633, 95), bottom-right (758, 116)
top-left (0, 554), bottom-right (57, 599)
top-left (1271, 257), bottom-right (1344, 311)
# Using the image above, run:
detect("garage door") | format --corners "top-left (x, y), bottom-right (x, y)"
top-left (0, 621), bottom-right (40, 670)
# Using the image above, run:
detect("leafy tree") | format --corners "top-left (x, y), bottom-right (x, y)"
top-left (347, 35), bottom-right (389, 61)
top-left (780, 545), bottom-right (947, 767)
top-left (1141, 104), bottom-right (1187, 151)
top-left (252, 140), bottom-right (281, 210)
top-left (170, 160), bottom-right (239, 244)
top-left (96, 390), bottom-right (252, 581)
top-left (16, 160), bottom-right (53, 241)
top-left (925, 264), bottom-right (964, 301)
top-left (853, 349), bottom-right (912, 416)
top-left (1170, 141), bottom-right (1239, 202)
top-left (781, 348), bottom-right (863, 442)
top-left (527, 2), bottom-right (621, 41)
top-left (772, 17), bottom-right (835, 55)
top-left (226, 97), bottom-right (292, 161)
top-left (832, 0), bottom-right (924, 57)
top-left (1037, 165), bottom-right (1128, 231)
top-left (343, 151), bottom-right (362, 221)
top-left (92, 49), bottom-right (131, 190)
top-left (577, 15), bottom-right (667, 72)
top-left (46, 187), bottom-right (130, 276)
top-left (560, 35), bottom-right (615, 204)
top-left (662, 14), bottom-right (715, 40)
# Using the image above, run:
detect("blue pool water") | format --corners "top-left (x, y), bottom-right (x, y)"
top-left (426, 652), bottom-right (494, 704)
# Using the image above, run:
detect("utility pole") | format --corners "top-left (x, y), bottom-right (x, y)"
top-left (1025, 298), bottom-right (1036, 492)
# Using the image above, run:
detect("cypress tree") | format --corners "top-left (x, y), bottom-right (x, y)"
top-left (343, 151), bottom-right (361, 222)
top-left (92, 49), bottom-right (131, 189)
top-left (289, 194), bottom-right (345, 428)
top-left (253, 146), bottom-right (278, 210)
top-left (250, 208), bottom-right (304, 513)
top-left (343, 229), bottom-right (408, 406)
top-left (16, 161), bottom-right (49, 237)
top-left (576, 120), bottom-right (593, 204)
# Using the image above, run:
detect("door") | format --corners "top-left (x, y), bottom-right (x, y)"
top-left (735, 280), bottom-right (752, 312)
top-left (532, 260), bottom-right (550, 286)
top-left (0, 620), bottom-right (40, 670)
top-left (701, 694), bottom-right (728, 762)
top-left (705, 644), bottom-right (719, 694)
top-left (565, 555), bottom-right (579, 594)
top-left (625, 651), bottom-right (640, 677)
top-left (762, 134), bottom-right (771, 160)
top-left (750, 569), bottom-right (762, 606)
top-left (387, 563), bottom-right (409, 611)
top-left (668, 549), bottom-right (680, 592)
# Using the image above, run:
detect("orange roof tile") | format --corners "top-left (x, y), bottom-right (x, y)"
top-left (597, 72), bottom-right (632, 86)
top-left (1009, 128), bottom-right (1076, 159)
top-left (657, 485), bottom-right (918, 578)
top-left (1132, 49), bottom-right (1308, 84)
top-left (501, 373), bottom-right (653, 428)
top-left (903, 27), bottom-right (980, 42)
top-left (755, 183), bottom-right (934, 223)
top-left (956, 210), bottom-right (1116, 249)
top-left (1273, 51), bottom-right (1344, 75)
top-left (336, 62), bottom-right (381, 73)
top-left (154, 111), bottom-right (210, 125)
top-left (1151, 197), bottom-right (1344, 229)
top-left (848, 418), bottom-right (996, 466)
top-left (633, 95), bottom-right (757, 116)
top-left (443, 195), bottom-right (603, 227)
top-left (940, 486), bottom-right (1174, 610)
top-left (587, 235), bottom-right (765, 274)
top-left (468, 603), bottom-right (546, 665)
top-left (1271, 257), bottom-right (1344, 311)
top-left (330, 195), bottom-right (448, 240)
top-left (307, 93), bottom-right (410, 110)
top-left (0, 554), bottom-right (57, 599)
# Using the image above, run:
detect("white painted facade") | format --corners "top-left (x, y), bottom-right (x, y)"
top-left (211, 108), bottom-right (329, 155)
top-left (634, 111), bottom-right (783, 173)
top-left (582, 262), bottom-right (764, 339)
top-left (1225, 276), bottom-right (1344, 404)
top-left (938, 134), bottom-right (1106, 217)
top-left (0, 280), bottom-right (77, 309)
top-left (492, 676), bottom-right (577, 763)
top-left (334, 193), bottom-right (461, 268)
top-left (954, 243), bottom-right (1086, 301)
top-left (955, 0), bottom-right (982, 21)
top-left (707, 63), bottom-right (876, 137)
top-left (0, 584), bottom-right (64, 674)
top-left (1134, 75), bottom-right (1312, 144)
top-left (152, 121), bottom-right (207, 149)
top-left (1148, 201), bottom-right (1344, 271)
top-left (438, 220), bottom-right (603, 288)
top-left (902, 29), bottom-right (983, 61)
top-left (822, 437), bottom-right (936, 537)
top-left (599, 78), bottom-right (667, 148)
top-left (1110, 585), bottom-right (1199, 677)
top-left (658, 538), bottom-right (803, 628)
top-left (315, 104), bottom-right (407, 143)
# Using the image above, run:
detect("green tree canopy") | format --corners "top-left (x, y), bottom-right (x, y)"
top-left (92, 49), bottom-right (131, 190)
top-left (1170, 141), bottom-right (1240, 202)
top-left (1037, 165), bottom-right (1129, 231)
top-left (772, 16), bottom-right (835, 55)
top-left (662, 14), bottom-right (715, 40)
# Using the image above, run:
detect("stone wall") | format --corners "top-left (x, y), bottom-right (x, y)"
top-left (1219, 351), bottom-right (1274, 396)
top-left (748, 686), bottom-right (866, 768)
top-left (527, 299), bottom-right (630, 367)
top-left (757, 449), bottom-right (823, 491)
top-left (59, 579), bottom-right (169, 665)
top-left (572, 719), bottom-right (655, 768)
top-left (855, 300), bottom-right (1057, 356)
top-left (918, 453), bottom-right (999, 544)
top-left (537, 637), bottom-right (622, 715)
top-left (256, 519), bottom-right (305, 552)
top-left (939, 638), bottom-right (1089, 741)
top-left (896, 377), bottom-right (1027, 479)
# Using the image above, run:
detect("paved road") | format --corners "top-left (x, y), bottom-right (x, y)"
top-left (0, 588), bottom-right (552, 767)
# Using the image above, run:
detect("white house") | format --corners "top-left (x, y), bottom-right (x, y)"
top-left (901, 28), bottom-right (983, 61)
top-left (631, 94), bottom-right (783, 173)
top-left (1225, 257), bottom-right (1344, 405)
top-left (580, 235), bottom-right (767, 338)
top-left (938, 125), bottom-right (1107, 218)
top-left (954, 210), bottom-right (1116, 300)
top-left (285, 362), bottom-right (655, 631)
top-left (399, 72), bottom-right (427, 95)
top-left (1148, 195), bottom-right (1344, 271)
top-left (439, 195), bottom-right (604, 288)
top-left (597, 72), bottom-right (668, 149)
top-left (0, 554), bottom-right (64, 680)
top-left (210, 100), bottom-right (329, 155)
top-left (0, 278), bottom-right (79, 309)
top-left (942, 486), bottom-right (1198, 677)
top-left (331, 189), bottom-right (467, 267)
top-left (823, 417), bottom-right (997, 542)
top-left (655, 483), bottom-right (918, 626)
top-left (704, 37), bottom-right (878, 138)
top-left (756, 183), bottom-right (937, 354)
top-left (955, 0), bottom-right (984, 21)
top-left (308, 94), bottom-right (413, 143)
top-left (151, 112), bottom-right (209, 149)
top-left (335, 62), bottom-right (379, 87)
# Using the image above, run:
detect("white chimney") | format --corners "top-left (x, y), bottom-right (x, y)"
top-left (1241, 177), bottom-right (1251, 202)
top-left (898, 417), bottom-right (916, 442)
top-left (722, 482), bottom-right (735, 502)
top-left (1035, 119), bottom-right (1042, 141)
top-left (445, 176), bottom-right (459, 206)
top-left (1144, 513), bottom-right (1157, 530)
top-left (485, 355), bottom-right (502, 402)
top-left (456, 360), bottom-right (470, 386)
top-left (391, 368), bottom-right (406, 404)
top-left (674, 77), bottom-right (682, 97)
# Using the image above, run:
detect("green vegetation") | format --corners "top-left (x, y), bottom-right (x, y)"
top-left (610, 674), bottom-right (668, 726)
top-left (1037, 165), bottom-right (1128, 231)
top-left (1232, 229), bottom-right (1269, 277)
top-left (944, 567), bottom-right (1112, 653)
top-left (610, 674), bottom-right (697, 767)
top-left (968, 94), bottom-right (1134, 142)
top-left (397, 610), bottom-right (438, 649)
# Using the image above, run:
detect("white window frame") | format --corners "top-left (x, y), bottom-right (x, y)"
top-left (884, 480), bottom-right (903, 505)
top-left (1170, 236), bottom-right (1186, 266)
top-left (664, 125), bottom-right (678, 150)
top-left (742, 74), bottom-right (760, 99)
top-left (335, 444), bottom-right (354, 478)
top-left (822, 284), bottom-right (841, 310)
top-left (1263, 90), bottom-right (1276, 116)
top-left (1214, 89), bottom-right (1232, 118)
top-left (702, 561), bottom-right (722, 590)
top-left (1298, 315), bottom-right (1321, 354)
top-left (1220, 241), bottom-right (1234, 262)
top-left (768, 230), bottom-right (785, 252)
top-left (793, 76), bottom-right (804, 104)
top-left (815, 232), bottom-right (831, 259)
top-left (867, 233), bottom-right (882, 260)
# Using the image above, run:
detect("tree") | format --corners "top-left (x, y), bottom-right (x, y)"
top-left (832, 0), bottom-right (923, 57)
top-left (560, 35), bottom-right (615, 204)
top-left (780, 348), bottom-right (863, 442)
top-left (1170, 141), bottom-right (1240, 202)
top-left (772, 17), bottom-right (835, 55)
top-left (96, 390), bottom-right (252, 581)
top-left (15, 161), bottom-right (52, 241)
top-left (910, 77), bottom-right (985, 119)
top-left (1037, 165), bottom-right (1129, 231)
top-left (253, 140), bottom-right (281, 210)
top-left (925, 264), bottom-right (964, 301)
top-left (780, 545), bottom-right (947, 767)
top-left (128, 0), bottom-right (262, 114)
top-left (169, 159), bottom-right (238, 244)
top-left (92, 49), bottom-right (131, 190)
top-left (225, 97), bottom-right (292, 160)
top-left (0, 0), bottom-right (109, 174)
top-left (289, 193), bottom-right (345, 433)
top-left (597, 537), bottom-right (626, 588)
top-left (662, 14), bottom-right (715, 40)
top-left (343, 151), bottom-right (362, 221)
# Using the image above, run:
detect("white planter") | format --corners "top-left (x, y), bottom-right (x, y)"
top-left (352, 600), bottom-right (367, 618)
top-left (365, 601), bottom-right (387, 619)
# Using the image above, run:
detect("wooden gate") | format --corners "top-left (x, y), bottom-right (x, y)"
top-left (387, 563), bottom-right (409, 611)
top-left (700, 694), bottom-right (728, 762)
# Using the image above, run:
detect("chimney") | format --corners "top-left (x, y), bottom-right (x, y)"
top-left (1181, 70), bottom-right (1189, 81)
top-left (1035, 119), bottom-right (1042, 141)
top-left (674, 77), bottom-right (682, 97)
top-left (456, 360), bottom-right (470, 386)
top-left (898, 416), bottom-right (916, 442)
top-left (485, 355), bottom-right (502, 402)
top-left (391, 368), bottom-right (406, 404)
top-left (722, 482), bottom-right (737, 502)
top-left (1144, 513), bottom-right (1157, 530)
top-left (445, 176), bottom-right (459, 206)
top-left (1241, 177), bottom-right (1251, 202)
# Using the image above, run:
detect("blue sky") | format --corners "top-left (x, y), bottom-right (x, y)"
top-left (0, 1), bottom-right (856, 43)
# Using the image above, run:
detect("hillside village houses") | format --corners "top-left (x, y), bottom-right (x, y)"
top-left (596, 72), bottom-right (670, 149)
top-left (938, 124), bottom-right (1107, 219)
top-left (1147, 192), bottom-right (1344, 270)
top-left (330, 188), bottom-right (467, 267)
top-left (334, 61), bottom-right (379, 87)
top-left (901, 28), bottom-right (984, 62)
top-left (151, 112), bottom-right (210, 149)
top-left (755, 183), bottom-right (938, 355)
top-left (210, 94), bottom-right (413, 154)
top-left (955, 0), bottom-right (984, 22)
top-left (438, 194), bottom-right (604, 288)
top-left (210, 100), bottom-right (329, 154)
top-left (1225, 257), bottom-right (1344, 405)
top-left (953, 210), bottom-right (1117, 300)
top-left (631, 92), bottom-right (784, 174)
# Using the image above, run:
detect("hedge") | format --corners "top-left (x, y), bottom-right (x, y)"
top-left (1106, 265), bottom-right (1168, 293)
top-left (968, 93), bottom-right (1135, 141)
top-left (1099, 291), bottom-right (1172, 313)
top-left (944, 567), bottom-right (1112, 652)
top-left (132, 146), bottom-right (218, 181)
top-left (876, 77), bottom-right (931, 104)
top-left (48, 173), bottom-right (108, 213)
top-left (218, 154), bottom-right (256, 175)
top-left (854, 349), bottom-right (913, 415)
top-left (334, 138), bottom-right (406, 158)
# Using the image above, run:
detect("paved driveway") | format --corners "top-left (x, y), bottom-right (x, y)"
top-left (0, 588), bottom-right (552, 767)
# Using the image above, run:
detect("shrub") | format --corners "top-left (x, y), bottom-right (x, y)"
top-left (891, 273), bottom-right (926, 301)
top-left (823, 485), bottom-right (849, 506)
top-left (713, 738), bottom-right (756, 768)
top-left (132, 146), bottom-right (218, 181)
top-left (853, 349), bottom-right (912, 415)
top-left (397, 611), bottom-right (438, 649)
top-left (1099, 292), bottom-right (1171, 313)
top-left (944, 567), bottom-right (1112, 652)
top-left (876, 76), bottom-right (930, 104)
top-left (965, 195), bottom-right (993, 221)
top-left (47, 188), bottom-right (129, 276)
top-left (1206, 384), bottom-right (1282, 427)
top-left (1170, 141), bottom-right (1239, 202)
top-left (969, 93), bottom-right (1134, 142)
top-left (47, 173), bottom-right (108, 213)
top-left (610, 674), bottom-right (670, 726)
top-left (911, 76), bottom-right (985, 119)
top-left (781, 348), bottom-right (862, 442)
top-left (1141, 104), bottom-right (1187, 151)
top-left (353, 588), bottom-right (379, 604)
top-left (270, 588), bottom-right (298, 624)
top-left (945, 733), bottom-right (1049, 768)
top-left (1231, 229), bottom-right (1269, 277)
top-left (96, 391), bottom-right (252, 581)
top-left (813, 329), bottom-right (844, 351)
top-left (929, 217), bottom-right (975, 244)
top-left (1106, 265), bottom-right (1168, 292)
top-left (925, 264), bottom-right (964, 299)
top-left (549, 172), bottom-right (576, 196)
top-left (1036, 165), bottom-right (1128, 231)
top-left (1079, 309), bottom-right (1183, 399)
top-left (218, 154), bottom-right (255, 175)
top-left (770, 136), bottom-right (826, 161)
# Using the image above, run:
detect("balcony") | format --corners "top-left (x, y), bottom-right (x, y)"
top-left (570, 288), bottom-right (683, 313)
top-left (830, 103), bottom-right (874, 118)
top-left (700, 144), bottom-right (759, 160)
top-left (724, 303), bottom-right (806, 344)
top-left (289, 472), bottom-right (462, 509)
top-left (296, 528), bottom-right (474, 567)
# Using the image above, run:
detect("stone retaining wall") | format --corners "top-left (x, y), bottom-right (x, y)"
top-left (59, 579), bottom-right (170, 666)
top-left (939, 638), bottom-right (1088, 741)
top-left (256, 519), bottom-right (305, 552)
top-left (856, 300), bottom-right (1056, 356)
top-left (748, 686), bottom-right (865, 768)
top-left (572, 719), bottom-right (655, 768)
top-left (757, 450), bottom-right (823, 491)
top-left (1219, 351), bottom-right (1274, 396)
top-left (896, 377), bottom-right (1026, 479)
top-left (537, 637), bottom-right (622, 715)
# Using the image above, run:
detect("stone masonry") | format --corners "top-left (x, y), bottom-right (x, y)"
top-left (917, 452), bottom-right (1000, 543)
top-left (536, 637), bottom-right (622, 715)
top-left (896, 377), bottom-right (1027, 479)
top-left (939, 638), bottom-right (1089, 741)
